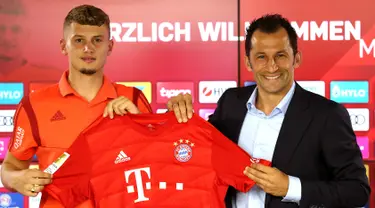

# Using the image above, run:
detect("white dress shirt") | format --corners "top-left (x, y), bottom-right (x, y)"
top-left (235, 82), bottom-right (301, 208)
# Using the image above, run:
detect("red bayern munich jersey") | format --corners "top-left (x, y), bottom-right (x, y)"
top-left (44, 112), bottom-right (271, 208)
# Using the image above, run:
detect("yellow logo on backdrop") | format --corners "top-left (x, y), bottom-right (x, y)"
top-left (117, 82), bottom-right (152, 103)
top-left (365, 164), bottom-right (369, 180)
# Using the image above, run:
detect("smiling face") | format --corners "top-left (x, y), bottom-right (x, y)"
top-left (246, 27), bottom-right (301, 96)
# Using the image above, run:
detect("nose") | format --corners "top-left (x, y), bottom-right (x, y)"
top-left (266, 58), bottom-right (278, 73)
top-left (83, 42), bottom-right (95, 53)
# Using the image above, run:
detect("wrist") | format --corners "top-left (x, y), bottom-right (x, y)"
top-left (2, 166), bottom-right (23, 192)
top-left (9, 170), bottom-right (23, 191)
top-left (284, 175), bottom-right (290, 196)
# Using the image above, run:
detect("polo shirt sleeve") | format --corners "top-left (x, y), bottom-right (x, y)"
top-left (8, 101), bottom-right (38, 160)
top-left (113, 84), bottom-right (152, 114)
top-left (135, 89), bottom-right (153, 113)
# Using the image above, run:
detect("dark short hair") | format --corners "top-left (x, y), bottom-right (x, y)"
top-left (245, 14), bottom-right (298, 56)
top-left (63, 4), bottom-right (110, 37)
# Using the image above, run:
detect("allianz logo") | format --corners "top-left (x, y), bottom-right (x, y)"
top-left (331, 85), bottom-right (366, 98)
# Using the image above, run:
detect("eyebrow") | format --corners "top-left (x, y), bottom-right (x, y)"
top-left (72, 35), bottom-right (84, 38)
top-left (254, 52), bottom-right (265, 55)
top-left (72, 35), bottom-right (104, 38)
top-left (253, 50), bottom-right (288, 56)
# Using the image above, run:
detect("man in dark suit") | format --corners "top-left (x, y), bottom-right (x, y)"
top-left (167, 14), bottom-right (370, 207)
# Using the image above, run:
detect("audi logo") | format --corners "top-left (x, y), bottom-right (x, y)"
top-left (0, 116), bottom-right (14, 126)
top-left (350, 114), bottom-right (366, 125)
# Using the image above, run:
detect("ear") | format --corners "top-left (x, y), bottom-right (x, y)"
top-left (60, 39), bottom-right (67, 56)
top-left (293, 51), bottom-right (302, 69)
top-left (245, 56), bottom-right (252, 72)
top-left (107, 39), bottom-right (114, 56)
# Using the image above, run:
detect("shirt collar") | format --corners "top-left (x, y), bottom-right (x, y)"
top-left (247, 81), bottom-right (296, 114)
top-left (58, 70), bottom-right (117, 99)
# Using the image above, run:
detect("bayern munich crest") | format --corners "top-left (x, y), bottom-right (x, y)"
top-left (173, 139), bottom-right (195, 162)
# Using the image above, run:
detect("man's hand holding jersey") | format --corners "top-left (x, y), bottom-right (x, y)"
top-left (103, 93), bottom-right (194, 123)
top-left (10, 168), bottom-right (52, 197)
top-left (167, 93), bottom-right (193, 123)
top-left (103, 96), bottom-right (140, 118)
top-left (243, 163), bottom-right (289, 197)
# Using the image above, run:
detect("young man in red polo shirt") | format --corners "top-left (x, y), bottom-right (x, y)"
top-left (0, 4), bottom-right (171, 208)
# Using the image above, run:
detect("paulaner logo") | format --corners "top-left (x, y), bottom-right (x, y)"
top-left (330, 81), bottom-right (368, 103)
top-left (0, 83), bottom-right (24, 105)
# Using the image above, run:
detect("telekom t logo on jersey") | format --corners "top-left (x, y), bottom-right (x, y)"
top-left (124, 167), bottom-right (184, 203)
top-left (125, 167), bottom-right (151, 203)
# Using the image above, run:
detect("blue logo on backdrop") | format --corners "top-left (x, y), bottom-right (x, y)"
top-left (244, 81), bottom-right (256, 87)
top-left (0, 83), bottom-right (24, 105)
top-left (330, 81), bottom-right (368, 103)
top-left (0, 192), bottom-right (24, 207)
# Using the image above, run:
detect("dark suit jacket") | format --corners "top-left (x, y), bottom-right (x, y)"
top-left (208, 82), bottom-right (370, 208)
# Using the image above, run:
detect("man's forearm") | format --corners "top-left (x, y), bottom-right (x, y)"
top-left (1, 153), bottom-right (31, 192)
top-left (1, 161), bottom-right (24, 191)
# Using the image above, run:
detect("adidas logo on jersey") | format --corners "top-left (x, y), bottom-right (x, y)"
top-left (50, 110), bottom-right (66, 122)
top-left (115, 150), bottom-right (131, 164)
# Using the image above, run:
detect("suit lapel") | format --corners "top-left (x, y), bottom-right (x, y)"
top-left (265, 84), bottom-right (313, 207)
top-left (225, 86), bottom-right (254, 208)
top-left (271, 84), bottom-right (312, 168)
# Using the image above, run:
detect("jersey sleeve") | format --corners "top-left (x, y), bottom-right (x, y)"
top-left (43, 134), bottom-right (92, 208)
top-left (210, 127), bottom-right (271, 193)
top-left (8, 100), bottom-right (37, 160)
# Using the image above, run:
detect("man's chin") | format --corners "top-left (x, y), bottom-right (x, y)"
top-left (79, 68), bottom-right (97, 75)
top-left (263, 85), bottom-right (290, 94)
top-left (258, 83), bottom-right (283, 93)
